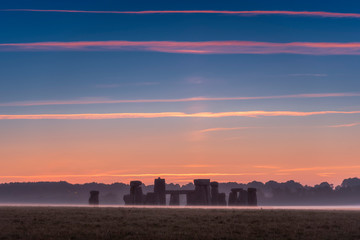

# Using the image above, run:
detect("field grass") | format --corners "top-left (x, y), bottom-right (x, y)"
top-left (0, 206), bottom-right (360, 240)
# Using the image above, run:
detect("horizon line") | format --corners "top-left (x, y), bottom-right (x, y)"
top-left (1, 175), bottom-right (358, 187)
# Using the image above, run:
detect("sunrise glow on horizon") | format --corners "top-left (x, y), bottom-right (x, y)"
top-left (1, 1), bottom-right (360, 186)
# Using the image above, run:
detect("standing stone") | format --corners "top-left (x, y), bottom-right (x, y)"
top-left (124, 180), bottom-right (144, 205)
top-left (228, 189), bottom-right (238, 206)
top-left (210, 181), bottom-right (219, 205)
top-left (218, 193), bottom-right (227, 206)
top-left (247, 188), bottom-right (257, 206)
top-left (186, 191), bottom-right (196, 206)
top-left (131, 181), bottom-right (144, 205)
top-left (194, 179), bottom-right (211, 205)
top-left (89, 191), bottom-right (99, 205)
top-left (144, 192), bottom-right (157, 205)
top-left (169, 192), bottom-right (180, 205)
top-left (154, 178), bottom-right (166, 205)
top-left (238, 189), bottom-right (248, 206)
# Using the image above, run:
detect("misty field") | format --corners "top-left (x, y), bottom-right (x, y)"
top-left (0, 207), bottom-right (360, 240)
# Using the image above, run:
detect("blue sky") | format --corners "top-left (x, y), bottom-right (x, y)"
top-left (1, 0), bottom-right (360, 184)
top-left (1, 1), bottom-right (360, 107)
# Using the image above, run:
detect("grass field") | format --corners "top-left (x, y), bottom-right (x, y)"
top-left (0, 206), bottom-right (360, 240)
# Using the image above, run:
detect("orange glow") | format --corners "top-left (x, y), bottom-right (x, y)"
top-left (1, 118), bottom-right (359, 186)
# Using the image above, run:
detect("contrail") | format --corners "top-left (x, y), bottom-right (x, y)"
top-left (2, 40), bottom-right (360, 55)
top-left (1, 110), bottom-right (360, 120)
top-left (2, 9), bottom-right (360, 18)
top-left (0, 93), bottom-right (358, 107)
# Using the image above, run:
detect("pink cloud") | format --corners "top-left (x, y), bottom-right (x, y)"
top-left (253, 165), bottom-right (280, 169)
top-left (2, 172), bottom-right (261, 179)
top-left (328, 122), bottom-right (360, 128)
top-left (3, 9), bottom-right (360, 18)
top-left (199, 127), bottom-right (254, 133)
top-left (277, 165), bottom-right (360, 172)
top-left (2, 40), bottom-right (360, 55)
top-left (0, 92), bottom-right (358, 107)
top-left (0, 110), bottom-right (360, 120)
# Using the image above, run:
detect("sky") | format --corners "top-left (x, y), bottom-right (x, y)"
top-left (0, 0), bottom-right (360, 186)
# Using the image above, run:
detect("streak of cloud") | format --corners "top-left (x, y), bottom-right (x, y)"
top-left (328, 122), bottom-right (360, 128)
top-left (182, 164), bottom-right (215, 168)
top-left (277, 165), bottom-right (360, 172)
top-left (94, 82), bottom-right (159, 89)
top-left (3, 9), bottom-right (360, 18)
top-left (1, 172), bottom-right (262, 179)
top-left (199, 127), bottom-right (255, 133)
top-left (317, 173), bottom-right (336, 177)
top-left (2, 40), bottom-right (360, 55)
top-left (288, 73), bottom-right (328, 77)
top-left (253, 165), bottom-right (280, 169)
top-left (94, 84), bottom-right (122, 89)
top-left (1, 110), bottom-right (360, 120)
top-left (0, 92), bottom-right (358, 107)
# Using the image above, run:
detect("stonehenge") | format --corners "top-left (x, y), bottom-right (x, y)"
top-left (247, 188), bottom-right (258, 206)
top-left (89, 190), bottom-right (99, 205)
top-left (154, 177), bottom-right (166, 205)
top-left (123, 178), bottom-right (258, 207)
top-left (210, 181), bottom-right (227, 206)
top-left (123, 180), bottom-right (145, 205)
top-left (228, 188), bottom-right (257, 206)
top-left (188, 179), bottom-right (211, 205)
top-left (169, 192), bottom-right (180, 205)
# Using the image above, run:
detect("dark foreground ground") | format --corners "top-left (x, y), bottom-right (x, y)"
top-left (0, 207), bottom-right (360, 240)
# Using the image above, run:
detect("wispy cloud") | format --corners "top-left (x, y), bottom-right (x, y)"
top-left (185, 77), bottom-right (206, 85)
top-left (1, 110), bottom-right (360, 120)
top-left (277, 165), bottom-right (360, 172)
top-left (3, 9), bottom-right (360, 18)
top-left (317, 173), bottom-right (336, 177)
top-left (288, 73), bottom-right (328, 77)
top-left (2, 40), bottom-right (360, 55)
top-left (94, 84), bottom-right (122, 89)
top-left (135, 82), bottom-right (160, 86)
top-left (328, 122), bottom-right (360, 128)
top-left (1, 172), bottom-right (262, 179)
top-left (253, 165), bottom-right (280, 169)
top-left (1, 92), bottom-right (358, 107)
top-left (182, 164), bottom-right (215, 168)
top-left (199, 127), bottom-right (255, 133)
top-left (94, 82), bottom-right (159, 89)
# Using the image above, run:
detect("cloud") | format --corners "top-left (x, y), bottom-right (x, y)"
top-left (277, 165), bottom-right (360, 172)
top-left (185, 77), bottom-right (206, 84)
top-left (328, 122), bottom-right (360, 128)
top-left (94, 82), bottom-right (159, 88)
top-left (317, 173), bottom-right (336, 177)
top-left (199, 127), bottom-right (255, 133)
top-left (2, 40), bottom-right (360, 55)
top-left (3, 9), bottom-right (360, 18)
top-left (94, 84), bottom-right (122, 89)
top-left (1, 92), bottom-right (358, 107)
top-left (288, 73), bottom-right (328, 77)
top-left (253, 165), bottom-right (280, 169)
top-left (2, 172), bottom-right (262, 179)
top-left (135, 82), bottom-right (160, 86)
top-left (0, 110), bottom-right (360, 120)
top-left (182, 164), bottom-right (215, 168)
